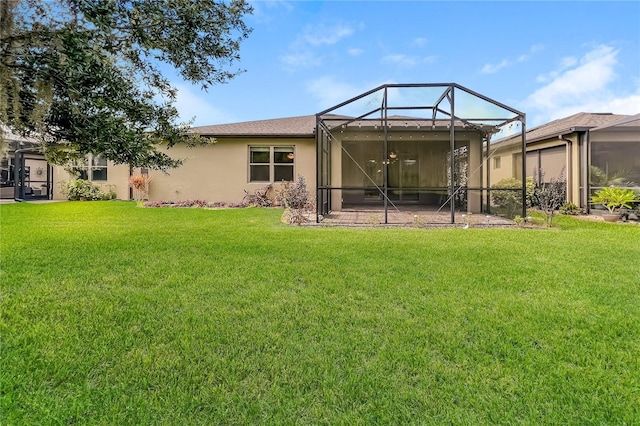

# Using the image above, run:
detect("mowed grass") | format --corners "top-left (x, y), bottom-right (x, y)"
top-left (1, 201), bottom-right (639, 425)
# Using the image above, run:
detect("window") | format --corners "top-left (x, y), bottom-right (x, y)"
top-left (91, 155), bottom-right (108, 180)
top-left (249, 146), bottom-right (294, 182)
top-left (493, 156), bottom-right (501, 169)
top-left (72, 154), bottom-right (108, 181)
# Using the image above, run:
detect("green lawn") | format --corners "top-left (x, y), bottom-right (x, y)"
top-left (1, 201), bottom-right (639, 425)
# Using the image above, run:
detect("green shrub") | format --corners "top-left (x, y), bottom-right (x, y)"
top-left (559, 202), bottom-right (581, 215)
top-left (60, 179), bottom-right (116, 201)
top-left (590, 186), bottom-right (638, 214)
top-left (492, 177), bottom-right (525, 218)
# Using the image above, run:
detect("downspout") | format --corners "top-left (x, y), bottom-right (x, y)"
top-left (558, 134), bottom-right (573, 204)
top-left (584, 130), bottom-right (590, 213)
top-left (521, 117), bottom-right (527, 220)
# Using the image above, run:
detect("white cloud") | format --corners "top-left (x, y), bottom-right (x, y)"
top-left (536, 55), bottom-right (578, 83)
top-left (173, 84), bottom-right (236, 126)
top-left (248, 0), bottom-right (294, 23)
top-left (279, 21), bottom-right (359, 70)
top-left (348, 48), bottom-right (364, 57)
top-left (279, 51), bottom-right (322, 68)
top-left (382, 54), bottom-right (437, 67)
top-left (524, 45), bottom-right (640, 123)
top-left (480, 44), bottom-right (544, 74)
top-left (526, 45), bottom-right (617, 109)
top-left (481, 59), bottom-right (510, 74)
top-left (383, 54), bottom-right (419, 66)
top-left (306, 76), bottom-right (394, 112)
top-left (413, 37), bottom-right (428, 47)
top-left (559, 56), bottom-right (578, 69)
top-left (303, 23), bottom-right (355, 46)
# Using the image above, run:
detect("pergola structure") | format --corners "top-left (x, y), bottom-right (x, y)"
top-left (315, 83), bottom-right (526, 224)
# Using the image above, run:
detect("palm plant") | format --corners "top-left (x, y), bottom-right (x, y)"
top-left (590, 186), bottom-right (638, 214)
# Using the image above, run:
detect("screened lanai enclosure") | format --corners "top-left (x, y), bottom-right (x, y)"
top-left (315, 83), bottom-right (527, 224)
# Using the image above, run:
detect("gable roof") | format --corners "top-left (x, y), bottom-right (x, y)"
top-left (493, 112), bottom-right (630, 147)
top-left (591, 113), bottom-right (640, 131)
top-left (191, 115), bottom-right (316, 138)
top-left (521, 112), bottom-right (628, 142)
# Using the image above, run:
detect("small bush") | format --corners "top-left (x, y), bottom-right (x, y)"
top-left (534, 170), bottom-right (567, 227)
top-left (277, 175), bottom-right (312, 210)
top-left (60, 179), bottom-right (116, 201)
top-left (243, 184), bottom-right (273, 207)
top-left (491, 177), bottom-right (524, 218)
top-left (277, 175), bottom-right (313, 225)
top-left (559, 202), bottom-right (581, 215)
top-left (143, 199), bottom-right (208, 208)
top-left (129, 174), bottom-right (152, 201)
top-left (208, 201), bottom-right (228, 208)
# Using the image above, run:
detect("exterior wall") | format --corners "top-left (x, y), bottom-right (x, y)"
top-left (54, 137), bottom-right (316, 203)
top-left (52, 162), bottom-right (129, 200)
top-left (146, 137), bottom-right (315, 203)
top-left (488, 145), bottom-right (520, 184)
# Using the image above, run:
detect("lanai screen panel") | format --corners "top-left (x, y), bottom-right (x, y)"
top-left (590, 141), bottom-right (640, 193)
top-left (316, 83), bottom-right (526, 224)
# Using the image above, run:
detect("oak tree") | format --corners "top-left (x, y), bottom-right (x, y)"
top-left (0, 0), bottom-right (252, 170)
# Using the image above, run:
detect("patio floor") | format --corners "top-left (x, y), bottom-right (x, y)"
top-left (309, 206), bottom-right (516, 228)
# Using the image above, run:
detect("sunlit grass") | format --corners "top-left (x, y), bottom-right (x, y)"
top-left (1, 201), bottom-right (639, 424)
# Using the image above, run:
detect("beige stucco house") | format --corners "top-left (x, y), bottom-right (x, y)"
top-left (490, 112), bottom-right (640, 211)
top-left (49, 115), bottom-right (318, 203)
top-left (44, 84), bottom-right (531, 224)
top-left (10, 83), bottom-right (638, 222)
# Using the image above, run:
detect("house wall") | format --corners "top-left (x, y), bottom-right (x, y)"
top-left (54, 137), bottom-right (317, 203)
top-left (489, 134), bottom-right (581, 204)
top-left (52, 163), bottom-right (129, 200)
top-left (488, 145), bottom-right (520, 184)
top-left (146, 137), bottom-right (315, 203)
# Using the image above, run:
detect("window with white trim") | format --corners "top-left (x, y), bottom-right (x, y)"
top-left (72, 154), bottom-right (108, 181)
top-left (249, 146), bottom-right (294, 182)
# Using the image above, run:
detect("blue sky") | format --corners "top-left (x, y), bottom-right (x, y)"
top-left (170, 1), bottom-right (640, 128)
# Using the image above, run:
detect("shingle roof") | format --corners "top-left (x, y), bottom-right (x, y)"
top-left (494, 112), bottom-right (630, 147)
top-left (191, 115), bottom-right (316, 137)
top-left (591, 113), bottom-right (640, 131)
top-left (522, 112), bottom-right (629, 142)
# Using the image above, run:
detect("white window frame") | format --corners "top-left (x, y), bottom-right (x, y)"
top-left (73, 154), bottom-right (108, 181)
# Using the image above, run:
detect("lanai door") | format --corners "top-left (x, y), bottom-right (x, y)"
top-left (388, 141), bottom-right (419, 202)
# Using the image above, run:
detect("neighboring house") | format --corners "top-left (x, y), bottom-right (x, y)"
top-left (51, 83), bottom-right (529, 223)
top-left (0, 125), bottom-right (52, 200)
top-left (490, 112), bottom-right (640, 211)
top-left (42, 83), bottom-right (639, 221)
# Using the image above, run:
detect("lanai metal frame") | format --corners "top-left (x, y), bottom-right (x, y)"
top-left (315, 83), bottom-right (526, 224)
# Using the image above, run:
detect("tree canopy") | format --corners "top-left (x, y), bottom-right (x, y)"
top-left (0, 0), bottom-right (252, 170)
